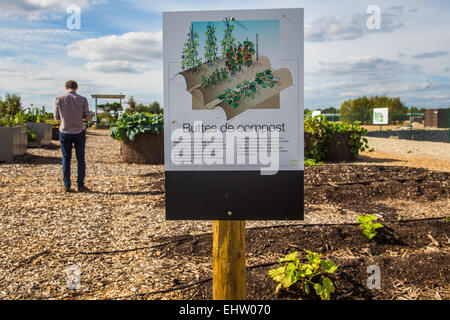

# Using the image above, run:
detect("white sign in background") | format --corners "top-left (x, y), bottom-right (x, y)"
top-left (163, 9), bottom-right (304, 172)
top-left (373, 107), bottom-right (389, 125)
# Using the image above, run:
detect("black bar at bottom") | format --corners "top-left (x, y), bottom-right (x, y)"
top-left (165, 170), bottom-right (303, 220)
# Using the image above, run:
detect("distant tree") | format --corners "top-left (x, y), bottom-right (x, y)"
top-left (97, 102), bottom-right (123, 123)
top-left (0, 93), bottom-right (22, 118)
top-left (181, 24), bottom-right (202, 70)
top-left (320, 107), bottom-right (338, 114)
top-left (204, 22), bottom-right (218, 63)
top-left (125, 96), bottom-right (137, 114)
top-left (125, 100), bottom-right (163, 115)
top-left (340, 95), bottom-right (408, 124)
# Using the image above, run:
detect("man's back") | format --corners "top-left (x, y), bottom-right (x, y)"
top-left (55, 90), bottom-right (89, 134)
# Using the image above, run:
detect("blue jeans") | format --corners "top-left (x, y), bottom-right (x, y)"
top-left (59, 130), bottom-right (86, 189)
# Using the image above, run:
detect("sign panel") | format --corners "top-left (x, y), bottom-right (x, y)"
top-left (311, 110), bottom-right (322, 118)
top-left (373, 107), bottom-right (388, 125)
top-left (163, 8), bottom-right (304, 220)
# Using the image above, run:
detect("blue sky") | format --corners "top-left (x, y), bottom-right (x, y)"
top-left (0, 0), bottom-right (449, 112)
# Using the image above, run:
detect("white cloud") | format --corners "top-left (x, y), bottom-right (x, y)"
top-left (412, 51), bottom-right (448, 59)
top-left (85, 60), bottom-right (148, 73)
top-left (0, 0), bottom-right (105, 19)
top-left (313, 56), bottom-right (418, 78)
top-left (305, 11), bottom-right (403, 42)
top-left (66, 31), bottom-right (162, 62)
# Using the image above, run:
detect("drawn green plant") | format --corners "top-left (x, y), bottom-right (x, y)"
top-left (357, 214), bottom-right (384, 239)
top-left (225, 40), bottom-right (255, 73)
top-left (181, 24), bottom-right (202, 70)
top-left (268, 251), bottom-right (337, 300)
top-left (221, 17), bottom-right (236, 57)
top-left (204, 22), bottom-right (218, 63)
top-left (201, 67), bottom-right (229, 88)
top-left (217, 69), bottom-right (278, 108)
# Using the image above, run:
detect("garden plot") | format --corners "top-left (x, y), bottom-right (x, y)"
top-left (0, 130), bottom-right (448, 300)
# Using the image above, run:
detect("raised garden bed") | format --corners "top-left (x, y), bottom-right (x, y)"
top-left (24, 122), bottom-right (52, 147)
top-left (120, 131), bottom-right (164, 164)
top-left (110, 112), bottom-right (164, 164)
top-left (324, 132), bottom-right (356, 161)
top-left (0, 126), bottom-right (27, 162)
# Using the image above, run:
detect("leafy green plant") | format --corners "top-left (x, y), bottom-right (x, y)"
top-left (357, 214), bottom-right (384, 240)
top-left (304, 158), bottom-right (323, 166)
top-left (304, 117), bottom-right (372, 160)
top-left (26, 128), bottom-right (38, 144)
top-left (110, 112), bottom-right (163, 142)
top-left (268, 251), bottom-right (337, 300)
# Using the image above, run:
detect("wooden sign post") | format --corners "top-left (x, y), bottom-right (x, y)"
top-left (213, 220), bottom-right (246, 300)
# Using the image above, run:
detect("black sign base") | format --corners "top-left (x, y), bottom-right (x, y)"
top-left (165, 171), bottom-right (303, 220)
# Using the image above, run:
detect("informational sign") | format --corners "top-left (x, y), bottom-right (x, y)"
top-left (163, 8), bottom-right (304, 220)
top-left (311, 110), bottom-right (322, 118)
top-left (373, 108), bottom-right (388, 125)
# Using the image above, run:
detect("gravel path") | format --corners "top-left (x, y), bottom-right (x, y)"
top-left (365, 137), bottom-right (450, 161)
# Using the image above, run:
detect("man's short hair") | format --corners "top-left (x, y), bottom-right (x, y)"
top-left (65, 80), bottom-right (78, 90)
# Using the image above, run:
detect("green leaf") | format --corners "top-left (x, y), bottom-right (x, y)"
top-left (268, 266), bottom-right (285, 283)
top-left (314, 277), bottom-right (335, 300)
top-left (279, 251), bottom-right (299, 264)
top-left (320, 260), bottom-right (338, 274)
top-left (304, 281), bottom-right (310, 295)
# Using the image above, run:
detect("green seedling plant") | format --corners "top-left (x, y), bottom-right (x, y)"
top-left (268, 251), bottom-right (337, 300)
top-left (357, 214), bottom-right (384, 240)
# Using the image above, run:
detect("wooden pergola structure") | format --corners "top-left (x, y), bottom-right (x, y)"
top-left (91, 94), bottom-right (126, 124)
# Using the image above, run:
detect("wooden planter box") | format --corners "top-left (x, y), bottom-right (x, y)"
top-left (325, 132), bottom-right (356, 161)
top-left (25, 122), bottom-right (52, 147)
top-left (120, 131), bottom-right (164, 164)
top-left (52, 126), bottom-right (59, 140)
top-left (0, 127), bottom-right (27, 162)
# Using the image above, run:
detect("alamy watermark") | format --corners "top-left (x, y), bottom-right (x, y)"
top-left (366, 5), bottom-right (381, 30)
top-left (366, 265), bottom-right (381, 290)
top-left (66, 264), bottom-right (81, 290)
top-left (66, 5), bottom-right (81, 30)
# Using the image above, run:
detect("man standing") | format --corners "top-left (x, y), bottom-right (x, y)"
top-left (54, 80), bottom-right (91, 192)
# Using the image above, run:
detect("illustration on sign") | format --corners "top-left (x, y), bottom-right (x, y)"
top-left (178, 18), bottom-right (293, 120)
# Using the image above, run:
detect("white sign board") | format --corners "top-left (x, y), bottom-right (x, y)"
top-left (163, 8), bottom-right (304, 174)
top-left (373, 108), bottom-right (388, 125)
top-left (311, 110), bottom-right (322, 118)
